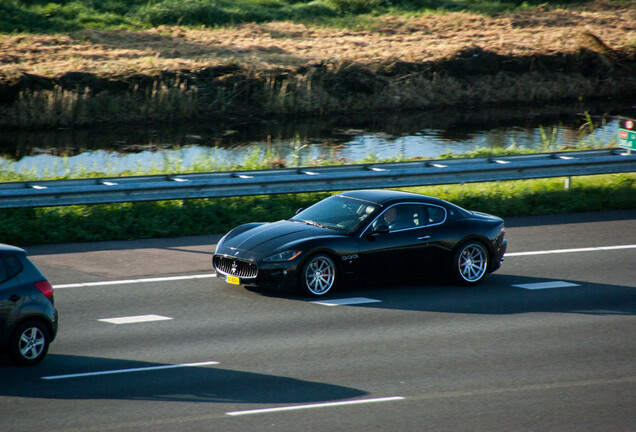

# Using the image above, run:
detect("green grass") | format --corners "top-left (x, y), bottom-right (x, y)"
top-left (405, 173), bottom-right (636, 217)
top-left (0, 172), bottom-right (634, 246)
top-left (1, 0), bottom-right (589, 33)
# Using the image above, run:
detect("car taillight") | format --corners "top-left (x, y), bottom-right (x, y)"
top-left (35, 280), bottom-right (54, 301)
top-left (499, 225), bottom-right (506, 235)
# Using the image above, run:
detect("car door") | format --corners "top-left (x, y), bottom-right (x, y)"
top-left (357, 203), bottom-right (434, 283)
top-left (411, 204), bottom-right (453, 275)
top-left (0, 255), bottom-right (25, 339)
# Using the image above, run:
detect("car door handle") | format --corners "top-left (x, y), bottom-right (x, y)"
top-left (418, 235), bottom-right (431, 241)
top-left (9, 294), bottom-right (21, 302)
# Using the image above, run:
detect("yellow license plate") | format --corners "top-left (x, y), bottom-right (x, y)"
top-left (226, 275), bottom-right (240, 285)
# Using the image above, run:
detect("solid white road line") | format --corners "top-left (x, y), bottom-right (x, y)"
top-left (42, 361), bottom-right (220, 380)
top-left (226, 396), bottom-right (405, 416)
top-left (49, 244), bottom-right (635, 290)
top-left (98, 314), bottom-right (173, 324)
top-left (311, 297), bottom-right (382, 306)
top-left (53, 273), bottom-right (216, 289)
top-left (406, 376), bottom-right (636, 402)
top-left (513, 281), bottom-right (581, 290)
top-left (505, 244), bottom-right (636, 257)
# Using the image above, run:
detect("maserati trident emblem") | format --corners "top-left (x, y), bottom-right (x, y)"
top-left (231, 261), bottom-right (238, 274)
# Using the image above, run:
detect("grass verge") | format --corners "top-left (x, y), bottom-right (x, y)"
top-left (0, 0), bottom-right (586, 33)
top-left (1, 173), bottom-right (634, 247)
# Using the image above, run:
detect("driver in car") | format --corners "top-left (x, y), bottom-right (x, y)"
top-left (382, 207), bottom-right (398, 230)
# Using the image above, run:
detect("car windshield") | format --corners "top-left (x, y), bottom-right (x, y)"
top-left (291, 195), bottom-right (380, 234)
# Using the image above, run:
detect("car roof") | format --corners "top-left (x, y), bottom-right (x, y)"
top-left (0, 243), bottom-right (27, 254)
top-left (339, 189), bottom-right (446, 207)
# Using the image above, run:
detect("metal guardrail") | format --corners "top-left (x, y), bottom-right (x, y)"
top-left (0, 149), bottom-right (634, 209)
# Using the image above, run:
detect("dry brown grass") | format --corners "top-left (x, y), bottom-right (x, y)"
top-left (1, 2), bottom-right (635, 129)
top-left (1, 3), bottom-right (635, 79)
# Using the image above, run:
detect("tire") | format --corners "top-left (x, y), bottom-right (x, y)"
top-left (453, 241), bottom-right (489, 285)
top-left (8, 320), bottom-right (50, 366)
top-left (300, 254), bottom-right (336, 297)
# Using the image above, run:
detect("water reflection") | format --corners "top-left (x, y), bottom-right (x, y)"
top-left (1, 103), bottom-right (633, 178)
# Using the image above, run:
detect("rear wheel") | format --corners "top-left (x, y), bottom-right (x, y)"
top-left (8, 320), bottom-right (50, 366)
top-left (453, 241), bottom-right (489, 285)
top-left (301, 254), bottom-right (336, 297)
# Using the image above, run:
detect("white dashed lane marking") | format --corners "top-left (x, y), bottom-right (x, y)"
top-left (98, 314), bottom-right (173, 324)
top-left (513, 281), bottom-right (581, 290)
top-left (311, 297), bottom-right (382, 306)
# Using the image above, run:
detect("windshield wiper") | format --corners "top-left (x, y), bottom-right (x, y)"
top-left (300, 219), bottom-right (331, 230)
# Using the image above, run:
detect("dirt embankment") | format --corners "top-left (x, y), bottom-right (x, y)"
top-left (1, 2), bottom-right (635, 129)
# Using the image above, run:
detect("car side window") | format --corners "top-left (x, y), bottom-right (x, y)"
top-left (370, 203), bottom-right (448, 233)
top-left (376, 204), bottom-right (426, 232)
top-left (0, 255), bottom-right (23, 283)
top-left (427, 205), bottom-right (446, 225)
top-left (0, 258), bottom-right (7, 282)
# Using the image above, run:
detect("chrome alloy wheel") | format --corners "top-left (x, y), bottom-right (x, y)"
top-left (19, 326), bottom-right (46, 360)
top-left (457, 242), bottom-right (488, 284)
top-left (303, 254), bottom-right (336, 296)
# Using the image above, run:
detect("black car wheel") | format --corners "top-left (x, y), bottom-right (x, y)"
top-left (301, 254), bottom-right (336, 296)
top-left (453, 241), bottom-right (489, 285)
top-left (8, 320), bottom-right (50, 366)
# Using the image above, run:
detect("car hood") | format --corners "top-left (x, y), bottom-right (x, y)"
top-left (219, 220), bottom-right (342, 260)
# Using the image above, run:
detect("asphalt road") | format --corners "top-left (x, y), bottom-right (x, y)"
top-left (1, 211), bottom-right (635, 432)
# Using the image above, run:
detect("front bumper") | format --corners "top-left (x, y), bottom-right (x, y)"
top-left (213, 254), bottom-right (300, 292)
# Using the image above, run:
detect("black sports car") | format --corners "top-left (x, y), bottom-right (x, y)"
top-left (213, 190), bottom-right (507, 296)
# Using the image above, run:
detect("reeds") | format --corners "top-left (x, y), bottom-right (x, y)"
top-left (3, 60), bottom-right (634, 130)
top-left (1, 80), bottom-right (198, 129)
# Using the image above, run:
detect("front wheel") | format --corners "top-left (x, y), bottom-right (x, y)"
top-left (301, 254), bottom-right (336, 297)
top-left (8, 320), bottom-right (51, 366)
top-left (453, 241), bottom-right (489, 285)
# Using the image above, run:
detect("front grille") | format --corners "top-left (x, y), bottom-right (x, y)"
top-left (214, 255), bottom-right (258, 279)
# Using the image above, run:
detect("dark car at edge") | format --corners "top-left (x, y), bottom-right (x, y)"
top-left (0, 243), bottom-right (58, 365)
top-left (213, 190), bottom-right (507, 297)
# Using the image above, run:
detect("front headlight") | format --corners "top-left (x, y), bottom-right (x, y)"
top-left (263, 250), bottom-right (302, 262)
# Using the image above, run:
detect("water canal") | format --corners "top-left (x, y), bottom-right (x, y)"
top-left (2, 102), bottom-right (635, 179)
